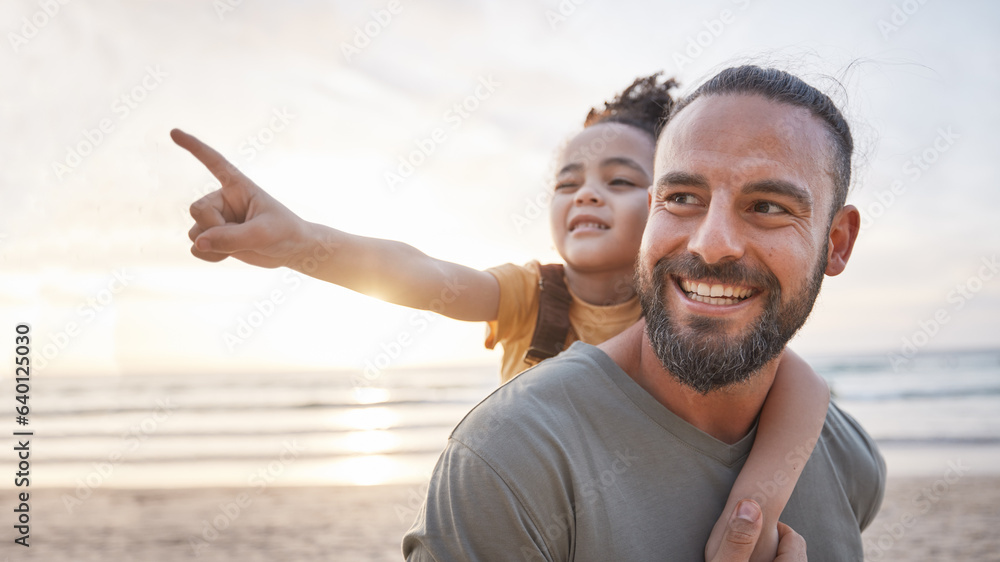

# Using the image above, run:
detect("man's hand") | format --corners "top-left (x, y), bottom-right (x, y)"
top-left (172, 128), bottom-right (312, 269)
top-left (710, 500), bottom-right (806, 562)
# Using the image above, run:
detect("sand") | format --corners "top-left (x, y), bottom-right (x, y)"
top-left (4, 475), bottom-right (999, 561)
top-left (4, 484), bottom-right (418, 561)
top-left (860, 474), bottom-right (1000, 561)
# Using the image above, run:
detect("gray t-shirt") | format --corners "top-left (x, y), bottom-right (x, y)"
top-left (404, 342), bottom-right (886, 561)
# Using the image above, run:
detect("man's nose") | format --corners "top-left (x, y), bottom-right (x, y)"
top-left (687, 204), bottom-right (745, 264)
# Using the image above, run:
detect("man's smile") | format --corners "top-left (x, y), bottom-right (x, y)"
top-left (676, 277), bottom-right (757, 306)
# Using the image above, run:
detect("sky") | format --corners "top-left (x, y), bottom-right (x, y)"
top-left (2, 0), bottom-right (998, 377)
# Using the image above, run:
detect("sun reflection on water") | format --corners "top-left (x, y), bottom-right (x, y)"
top-left (338, 406), bottom-right (398, 431)
top-left (353, 386), bottom-right (391, 404)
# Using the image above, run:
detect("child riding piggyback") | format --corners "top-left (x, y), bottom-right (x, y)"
top-left (173, 73), bottom-right (829, 562)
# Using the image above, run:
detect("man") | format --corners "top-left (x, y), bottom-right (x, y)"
top-left (402, 66), bottom-right (885, 561)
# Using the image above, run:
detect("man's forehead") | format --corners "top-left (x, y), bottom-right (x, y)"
top-left (654, 94), bottom-right (836, 192)
top-left (659, 95), bottom-right (826, 150)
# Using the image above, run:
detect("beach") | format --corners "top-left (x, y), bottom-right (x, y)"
top-left (9, 484), bottom-right (417, 561)
top-left (861, 474), bottom-right (1000, 561)
top-left (6, 351), bottom-right (998, 560)
top-left (4, 472), bottom-right (998, 561)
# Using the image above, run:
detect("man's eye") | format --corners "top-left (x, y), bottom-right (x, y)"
top-left (666, 193), bottom-right (699, 205)
top-left (752, 201), bottom-right (787, 214)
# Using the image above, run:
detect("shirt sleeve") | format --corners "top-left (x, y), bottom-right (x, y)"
top-left (402, 438), bottom-right (556, 562)
top-left (828, 403), bottom-right (888, 532)
top-left (849, 419), bottom-right (887, 531)
top-left (483, 262), bottom-right (541, 350)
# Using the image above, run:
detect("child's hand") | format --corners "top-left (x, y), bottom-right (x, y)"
top-left (172, 129), bottom-right (312, 269)
top-left (774, 522), bottom-right (807, 562)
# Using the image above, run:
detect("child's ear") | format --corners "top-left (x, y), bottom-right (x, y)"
top-left (825, 205), bottom-right (860, 276)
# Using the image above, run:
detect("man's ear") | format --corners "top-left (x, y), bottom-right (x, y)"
top-left (825, 204), bottom-right (860, 276)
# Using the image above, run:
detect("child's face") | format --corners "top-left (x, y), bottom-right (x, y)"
top-left (550, 122), bottom-right (655, 276)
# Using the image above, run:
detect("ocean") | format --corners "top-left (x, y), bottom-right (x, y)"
top-left (10, 349), bottom-right (1000, 490)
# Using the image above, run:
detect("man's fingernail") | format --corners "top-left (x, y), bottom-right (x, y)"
top-left (196, 238), bottom-right (211, 251)
top-left (736, 500), bottom-right (760, 523)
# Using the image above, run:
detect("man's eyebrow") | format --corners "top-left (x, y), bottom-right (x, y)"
top-left (742, 179), bottom-right (813, 209)
top-left (655, 171), bottom-right (710, 190)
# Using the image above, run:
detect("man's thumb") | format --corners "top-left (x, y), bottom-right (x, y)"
top-left (712, 500), bottom-right (762, 562)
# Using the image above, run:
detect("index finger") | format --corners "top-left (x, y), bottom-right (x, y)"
top-left (170, 128), bottom-right (248, 185)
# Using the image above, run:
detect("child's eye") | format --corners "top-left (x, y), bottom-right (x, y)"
top-left (609, 178), bottom-right (637, 187)
top-left (751, 201), bottom-right (787, 214)
top-left (554, 182), bottom-right (579, 192)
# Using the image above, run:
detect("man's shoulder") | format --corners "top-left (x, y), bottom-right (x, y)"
top-left (450, 342), bottom-right (615, 453)
top-left (822, 401), bottom-right (884, 466)
top-left (819, 400), bottom-right (887, 530)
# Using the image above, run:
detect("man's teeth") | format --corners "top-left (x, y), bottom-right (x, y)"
top-left (572, 222), bottom-right (608, 231)
top-left (678, 279), bottom-right (753, 305)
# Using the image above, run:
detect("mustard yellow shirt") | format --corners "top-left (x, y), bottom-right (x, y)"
top-left (484, 261), bottom-right (642, 383)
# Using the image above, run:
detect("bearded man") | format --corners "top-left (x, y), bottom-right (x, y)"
top-left (404, 65), bottom-right (885, 562)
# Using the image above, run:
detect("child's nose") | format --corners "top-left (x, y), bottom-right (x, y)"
top-left (574, 181), bottom-right (604, 206)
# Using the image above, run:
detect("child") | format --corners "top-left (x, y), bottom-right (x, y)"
top-left (173, 73), bottom-right (828, 562)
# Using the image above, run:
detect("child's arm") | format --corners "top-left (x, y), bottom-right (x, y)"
top-left (172, 128), bottom-right (500, 322)
top-left (704, 348), bottom-right (829, 562)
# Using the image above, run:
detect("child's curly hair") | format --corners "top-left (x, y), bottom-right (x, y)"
top-left (584, 72), bottom-right (679, 139)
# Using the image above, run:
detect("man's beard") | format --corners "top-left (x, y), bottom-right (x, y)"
top-left (637, 250), bottom-right (827, 394)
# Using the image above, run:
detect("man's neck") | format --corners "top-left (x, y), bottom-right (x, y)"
top-left (599, 321), bottom-right (778, 445)
top-left (563, 265), bottom-right (636, 306)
